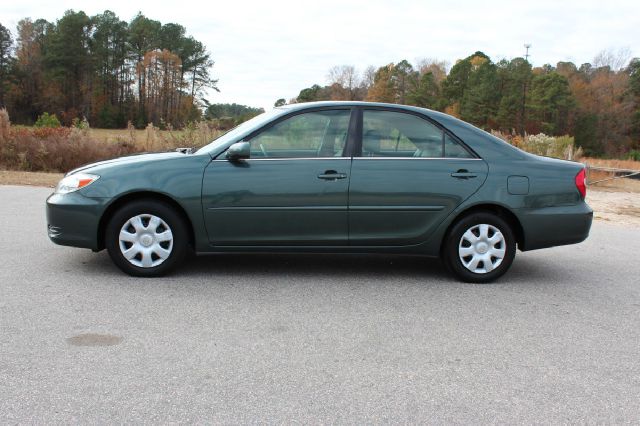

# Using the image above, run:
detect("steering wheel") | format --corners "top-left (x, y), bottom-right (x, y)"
top-left (259, 143), bottom-right (268, 158)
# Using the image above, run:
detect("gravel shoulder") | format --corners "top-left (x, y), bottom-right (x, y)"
top-left (587, 188), bottom-right (640, 227)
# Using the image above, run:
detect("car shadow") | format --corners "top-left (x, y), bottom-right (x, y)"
top-left (183, 252), bottom-right (451, 280)
top-left (74, 249), bottom-right (565, 286)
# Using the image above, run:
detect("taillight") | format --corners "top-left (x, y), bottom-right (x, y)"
top-left (575, 168), bottom-right (586, 199)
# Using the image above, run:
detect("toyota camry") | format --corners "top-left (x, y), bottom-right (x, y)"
top-left (46, 101), bottom-right (592, 282)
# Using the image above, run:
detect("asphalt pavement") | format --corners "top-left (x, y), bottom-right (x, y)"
top-left (1, 185), bottom-right (639, 423)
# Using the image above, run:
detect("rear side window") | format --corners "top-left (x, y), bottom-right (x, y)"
top-left (362, 110), bottom-right (442, 157)
top-left (361, 110), bottom-right (474, 158)
top-left (444, 134), bottom-right (474, 158)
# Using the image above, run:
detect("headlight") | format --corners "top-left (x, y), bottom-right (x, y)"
top-left (55, 173), bottom-right (100, 194)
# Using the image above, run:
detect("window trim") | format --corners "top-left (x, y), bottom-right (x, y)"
top-left (213, 157), bottom-right (353, 163)
top-left (354, 106), bottom-right (479, 159)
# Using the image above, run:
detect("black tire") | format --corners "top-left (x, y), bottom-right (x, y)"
top-left (105, 199), bottom-right (189, 277)
top-left (443, 211), bottom-right (516, 283)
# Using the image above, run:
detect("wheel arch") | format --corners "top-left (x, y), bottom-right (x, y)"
top-left (440, 203), bottom-right (525, 254)
top-left (97, 191), bottom-right (196, 251)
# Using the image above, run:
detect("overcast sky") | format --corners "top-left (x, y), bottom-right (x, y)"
top-left (1, 0), bottom-right (639, 109)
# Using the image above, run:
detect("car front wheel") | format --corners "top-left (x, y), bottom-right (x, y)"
top-left (443, 212), bottom-right (516, 283)
top-left (105, 200), bottom-right (189, 277)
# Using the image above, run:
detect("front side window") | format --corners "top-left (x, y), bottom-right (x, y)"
top-left (361, 110), bottom-right (473, 158)
top-left (248, 109), bottom-right (350, 158)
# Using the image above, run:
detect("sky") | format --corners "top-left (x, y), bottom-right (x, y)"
top-left (1, 0), bottom-right (639, 110)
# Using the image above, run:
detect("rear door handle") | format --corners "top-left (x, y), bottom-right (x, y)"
top-left (451, 169), bottom-right (477, 179)
top-left (318, 170), bottom-right (347, 180)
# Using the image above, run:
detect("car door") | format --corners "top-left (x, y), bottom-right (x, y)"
top-left (202, 108), bottom-right (354, 246)
top-left (348, 108), bottom-right (488, 246)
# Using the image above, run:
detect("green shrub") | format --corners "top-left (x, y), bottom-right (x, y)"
top-left (34, 112), bottom-right (61, 128)
top-left (72, 116), bottom-right (90, 130)
top-left (502, 132), bottom-right (578, 160)
top-left (550, 135), bottom-right (575, 159)
top-left (627, 150), bottom-right (640, 161)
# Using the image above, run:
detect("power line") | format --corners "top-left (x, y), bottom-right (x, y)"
top-left (524, 44), bottom-right (531, 62)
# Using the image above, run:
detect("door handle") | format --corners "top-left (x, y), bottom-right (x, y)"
top-left (451, 169), bottom-right (477, 179)
top-left (318, 170), bottom-right (347, 180)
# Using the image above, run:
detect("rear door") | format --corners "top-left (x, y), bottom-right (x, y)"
top-left (348, 108), bottom-right (488, 246)
top-left (202, 108), bottom-right (354, 246)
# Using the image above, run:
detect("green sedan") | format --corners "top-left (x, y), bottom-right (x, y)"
top-left (46, 101), bottom-right (592, 282)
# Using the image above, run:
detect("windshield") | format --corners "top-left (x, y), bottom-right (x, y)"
top-left (195, 109), bottom-right (285, 155)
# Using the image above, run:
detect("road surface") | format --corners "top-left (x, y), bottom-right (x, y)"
top-left (1, 186), bottom-right (639, 423)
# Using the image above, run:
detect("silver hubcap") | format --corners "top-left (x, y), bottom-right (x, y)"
top-left (118, 214), bottom-right (173, 268)
top-left (458, 224), bottom-right (506, 274)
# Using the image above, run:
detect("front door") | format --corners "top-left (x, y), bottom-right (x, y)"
top-left (202, 108), bottom-right (353, 246)
top-left (348, 109), bottom-right (488, 246)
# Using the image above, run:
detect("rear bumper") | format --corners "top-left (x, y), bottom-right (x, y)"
top-left (517, 202), bottom-right (593, 251)
top-left (46, 192), bottom-right (105, 250)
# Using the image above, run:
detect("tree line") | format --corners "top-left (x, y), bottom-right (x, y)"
top-left (203, 102), bottom-right (265, 130)
top-left (285, 52), bottom-right (640, 157)
top-left (0, 10), bottom-right (217, 128)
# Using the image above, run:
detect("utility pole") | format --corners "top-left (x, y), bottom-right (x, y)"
top-left (524, 43), bottom-right (531, 63)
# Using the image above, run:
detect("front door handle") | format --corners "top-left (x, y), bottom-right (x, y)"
top-left (451, 169), bottom-right (477, 179)
top-left (318, 170), bottom-right (347, 180)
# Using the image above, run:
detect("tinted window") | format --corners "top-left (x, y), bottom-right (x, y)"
top-left (249, 110), bottom-right (350, 158)
top-left (444, 134), bottom-right (474, 158)
top-left (362, 110), bottom-right (443, 157)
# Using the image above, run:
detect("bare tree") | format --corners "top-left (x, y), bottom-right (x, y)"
top-left (361, 65), bottom-right (377, 90)
top-left (593, 47), bottom-right (632, 71)
top-left (415, 57), bottom-right (449, 83)
top-left (327, 65), bottom-right (360, 100)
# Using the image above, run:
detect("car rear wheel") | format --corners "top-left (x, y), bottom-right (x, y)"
top-left (443, 212), bottom-right (516, 283)
top-left (105, 200), bottom-right (188, 277)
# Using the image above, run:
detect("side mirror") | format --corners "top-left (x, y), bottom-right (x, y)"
top-left (226, 142), bottom-right (250, 161)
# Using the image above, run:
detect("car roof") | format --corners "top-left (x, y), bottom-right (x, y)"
top-left (276, 101), bottom-right (434, 114)
top-left (276, 101), bottom-right (460, 127)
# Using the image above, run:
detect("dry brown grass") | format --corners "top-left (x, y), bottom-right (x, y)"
top-left (579, 157), bottom-right (640, 193)
top-left (11, 126), bottom-right (221, 146)
top-left (1, 126), bottom-right (140, 172)
top-left (0, 109), bottom-right (222, 174)
top-left (88, 124), bottom-right (221, 149)
top-left (585, 169), bottom-right (640, 193)
top-left (0, 170), bottom-right (63, 187)
top-left (580, 157), bottom-right (640, 171)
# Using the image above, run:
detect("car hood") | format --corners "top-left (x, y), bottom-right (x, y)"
top-left (66, 151), bottom-right (187, 176)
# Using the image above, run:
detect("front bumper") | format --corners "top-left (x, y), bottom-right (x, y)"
top-left (517, 201), bottom-right (593, 251)
top-left (46, 191), bottom-right (106, 250)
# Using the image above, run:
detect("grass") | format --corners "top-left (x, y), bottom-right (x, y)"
top-left (0, 170), bottom-right (63, 187)
top-left (578, 157), bottom-right (640, 192)
top-left (81, 125), bottom-right (222, 151)
top-left (1, 108), bottom-right (222, 173)
top-left (10, 125), bottom-right (213, 145)
top-left (88, 127), bottom-right (219, 146)
top-left (585, 170), bottom-right (640, 192)
top-left (580, 157), bottom-right (640, 171)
